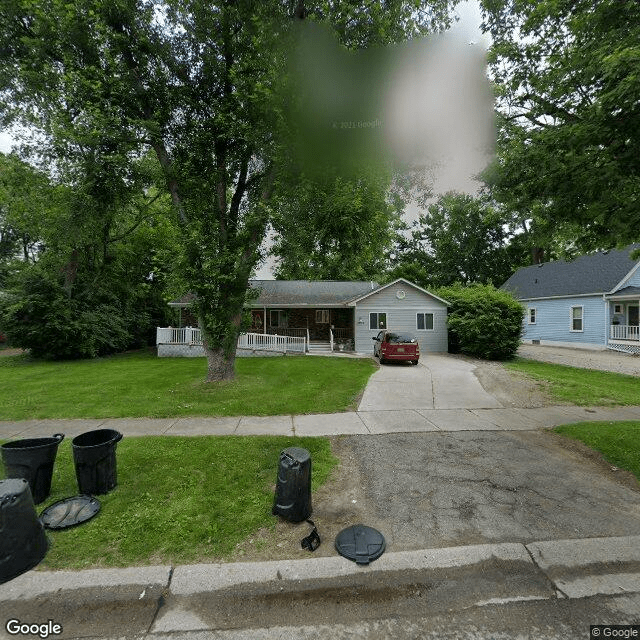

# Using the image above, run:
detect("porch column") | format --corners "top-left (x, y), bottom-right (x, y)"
top-left (263, 306), bottom-right (267, 335)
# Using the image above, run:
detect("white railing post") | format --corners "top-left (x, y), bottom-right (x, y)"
top-left (330, 328), bottom-right (334, 352)
top-left (306, 328), bottom-right (310, 353)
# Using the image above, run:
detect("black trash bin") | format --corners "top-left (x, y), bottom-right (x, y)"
top-left (1, 434), bottom-right (65, 504)
top-left (72, 429), bottom-right (123, 495)
top-left (272, 447), bottom-right (312, 522)
top-left (0, 478), bottom-right (49, 584)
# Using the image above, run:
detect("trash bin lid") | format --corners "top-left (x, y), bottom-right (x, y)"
top-left (335, 524), bottom-right (385, 565)
top-left (40, 496), bottom-right (101, 530)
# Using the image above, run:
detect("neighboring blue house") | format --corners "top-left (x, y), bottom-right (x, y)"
top-left (501, 245), bottom-right (640, 354)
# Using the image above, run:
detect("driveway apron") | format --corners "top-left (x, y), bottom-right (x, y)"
top-left (357, 354), bottom-right (503, 411)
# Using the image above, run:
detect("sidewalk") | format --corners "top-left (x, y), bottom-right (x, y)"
top-left (2, 404), bottom-right (640, 439)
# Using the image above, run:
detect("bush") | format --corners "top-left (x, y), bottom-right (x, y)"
top-left (437, 283), bottom-right (524, 360)
top-left (0, 266), bottom-right (168, 360)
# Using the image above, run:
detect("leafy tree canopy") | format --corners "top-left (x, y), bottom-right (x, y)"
top-left (481, 0), bottom-right (640, 252)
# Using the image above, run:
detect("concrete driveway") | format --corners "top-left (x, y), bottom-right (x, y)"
top-left (358, 354), bottom-right (503, 411)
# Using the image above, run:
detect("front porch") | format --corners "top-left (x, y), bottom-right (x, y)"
top-left (607, 296), bottom-right (640, 354)
top-left (251, 307), bottom-right (356, 353)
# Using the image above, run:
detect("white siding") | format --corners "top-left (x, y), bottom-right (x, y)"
top-left (354, 284), bottom-right (448, 353)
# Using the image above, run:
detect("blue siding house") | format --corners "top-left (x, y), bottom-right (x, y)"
top-left (502, 245), bottom-right (640, 354)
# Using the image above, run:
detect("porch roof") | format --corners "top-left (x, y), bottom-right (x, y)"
top-left (607, 286), bottom-right (640, 300)
top-left (168, 281), bottom-right (380, 308)
top-left (248, 280), bottom-right (379, 307)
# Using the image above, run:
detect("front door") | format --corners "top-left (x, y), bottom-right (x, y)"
top-left (629, 305), bottom-right (639, 327)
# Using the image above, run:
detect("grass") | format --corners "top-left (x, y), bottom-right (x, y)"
top-left (0, 349), bottom-right (377, 420)
top-left (1, 435), bottom-right (338, 570)
top-left (506, 358), bottom-right (640, 406)
top-left (553, 421), bottom-right (640, 482)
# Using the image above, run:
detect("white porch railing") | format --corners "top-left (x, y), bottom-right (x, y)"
top-left (156, 328), bottom-right (306, 353)
top-left (610, 325), bottom-right (640, 341)
top-left (266, 327), bottom-right (307, 338)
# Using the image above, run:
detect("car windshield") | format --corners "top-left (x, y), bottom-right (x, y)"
top-left (387, 333), bottom-right (416, 343)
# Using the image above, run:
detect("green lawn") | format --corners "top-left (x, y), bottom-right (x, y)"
top-left (0, 435), bottom-right (338, 570)
top-left (506, 358), bottom-right (640, 406)
top-left (553, 421), bottom-right (640, 482)
top-left (0, 350), bottom-right (377, 420)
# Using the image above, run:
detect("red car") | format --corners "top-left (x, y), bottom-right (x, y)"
top-left (372, 331), bottom-right (420, 365)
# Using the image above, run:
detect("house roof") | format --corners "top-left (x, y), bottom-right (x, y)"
top-left (501, 245), bottom-right (640, 300)
top-left (347, 277), bottom-right (450, 306)
top-left (608, 286), bottom-right (640, 299)
top-left (248, 280), bottom-right (379, 306)
top-left (169, 281), bottom-right (381, 307)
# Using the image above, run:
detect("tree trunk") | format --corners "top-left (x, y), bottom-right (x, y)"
top-left (531, 247), bottom-right (544, 264)
top-left (202, 341), bottom-right (237, 382)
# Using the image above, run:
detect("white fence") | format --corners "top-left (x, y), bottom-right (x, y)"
top-left (610, 325), bottom-right (640, 341)
top-left (156, 327), bottom-right (306, 353)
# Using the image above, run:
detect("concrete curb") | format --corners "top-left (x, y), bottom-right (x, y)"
top-left (2, 537), bottom-right (640, 638)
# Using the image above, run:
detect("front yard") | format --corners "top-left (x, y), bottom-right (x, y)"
top-left (0, 435), bottom-right (338, 570)
top-left (506, 358), bottom-right (640, 406)
top-left (0, 349), bottom-right (377, 420)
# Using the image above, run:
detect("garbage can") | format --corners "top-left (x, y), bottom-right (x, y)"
top-left (0, 478), bottom-right (49, 584)
top-left (272, 447), bottom-right (312, 522)
top-left (72, 429), bottom-right (123, 495)
top-left (1, 434), bottom-right (65, 504)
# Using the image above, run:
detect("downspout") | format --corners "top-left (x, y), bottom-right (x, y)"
top-left (603, 294), bottom-right (608, 347)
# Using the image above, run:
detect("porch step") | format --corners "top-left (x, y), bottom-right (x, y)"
top-left (308, 341), bottom-right (332, 353)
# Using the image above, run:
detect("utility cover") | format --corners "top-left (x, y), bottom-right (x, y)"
top-left (40, 496), bottom-right (100, 530)
top-left (335, 525), bottom-right (385, 565)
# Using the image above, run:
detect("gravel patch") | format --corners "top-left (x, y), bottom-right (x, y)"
top-left (517, 344), bottom-right (640, 377)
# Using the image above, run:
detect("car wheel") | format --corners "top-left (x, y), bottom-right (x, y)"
top-left (412, 360), bottom-right (419, 365)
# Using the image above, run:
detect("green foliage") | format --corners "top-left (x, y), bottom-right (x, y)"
top-left (0, 264), bottom-right (166, 359)
top-left (482, 0), bottom-right (640, 251)
top-left (271, 166), bottom-right (402, 280)
top-left (437, 283), bottom-right (524, 360)
top-left (0, 0), bottom-right (462, 379)
top-left (388, 192), bottom-right (525, 288)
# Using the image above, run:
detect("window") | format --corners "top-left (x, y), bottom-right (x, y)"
top-left (614, 304), bottom-right (623, 314)
top-left (528, 308), bottom-right (536, 324)
top-left (416, 312), bottom-right (434, 330)
top-left (369, 312), bottom-right (387, 330)
top-left (571, 306), bottom-right (583, 332)
top-left (315, 309), bottom-right (330, 324)
top-left (270, 310), bottom-right (287, 328)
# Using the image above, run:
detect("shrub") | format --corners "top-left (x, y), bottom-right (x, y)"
top-left (437, 283), bottom-right (524, 360)
top-left (0, 266), bottom-right (168, 360)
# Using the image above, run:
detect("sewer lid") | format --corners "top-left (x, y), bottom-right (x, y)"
top-left (335, 524), bottom-right (385, 565)
top-left (40, 496), bottom-right (101, 530)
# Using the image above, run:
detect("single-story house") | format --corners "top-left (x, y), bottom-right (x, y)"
top-left (501, 245), bottom-right (640, 354)
top-left (158, 278), bottom-right (449, 356)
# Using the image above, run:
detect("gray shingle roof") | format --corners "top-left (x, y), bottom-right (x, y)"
top-left (248, 280), bottom-right (379, 306)
top-left (609, 285), bottom-right (640, 298)
top-left (169, 281), bottom-right (380, 307)
top-left (501, 245), bottom-right (640, 299)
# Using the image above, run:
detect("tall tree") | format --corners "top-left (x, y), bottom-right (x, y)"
top-left (387, 192), bottom-right (522, 288)
top-left (0, 0), bottom-right (460, 380)
top-left (481, 0), bottom-right (640, 252)
top-left (270, 166), bottom-right (404, 280)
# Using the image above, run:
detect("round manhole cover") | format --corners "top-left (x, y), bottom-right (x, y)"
top-left (335, 524), bottom-right (385, 565)
top-left (40, 496), bottom-right (101, 529)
